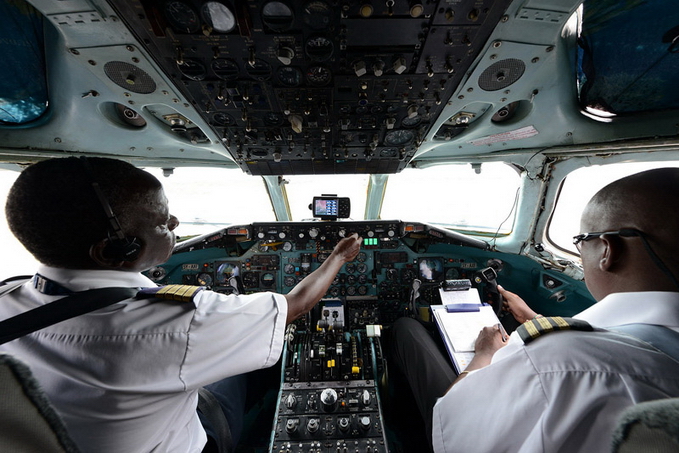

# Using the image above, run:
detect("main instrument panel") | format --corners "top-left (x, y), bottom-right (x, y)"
top-left (146, 220), bottom-right (497, 326)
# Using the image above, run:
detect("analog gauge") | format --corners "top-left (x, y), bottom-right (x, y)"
top-left (284, 263), bottom-right (296, 274)
top-left (277, 66), bottom-right (303, 87)
top-left (261, 1), bottom-right (294, 32)
top-left (284, 276), bottom-right (297, 287)
top-left (264, 112), bottom-right (284, 126)
top-left (201, 2), bottom-right (236, 33)
top-left (259, 244), bottom-right (270, 252)
top-left (196, 272), bottom-right (213, 286)
top-left (345, 263), bottom-right (356, 274)
top-left (177, 59), bottom-right (207, 81)
top-left (147, 266), bottom-right (167, 282)
top-left (242, 272), bottom-right (259, 288)
top-left (384, 129), bottom-right (415, 146)
top-left (261, 272), bottom-right (275, 287)
top-left (357, 285), bottom-right (368, 295)
top-left (401, 115), bottom-right (422, 128)
top-left (380, 148), bottom-right (398, 158)
top-left (305, 35), bottom-right (334, 62)
top-left (163, 1), bottom-right (200, 33)
top-left (446, 267), bottom-right (460, 279)
top-left (357, 252), bottom-right (367, 262)
top-left (357, 274), bottom-right (368, 284)
top-left (356, 105), bottom-right (368, 115)
top-left (303, 1), bottom-right (331, 30)
top-left (329, 287), bottom-right (340, 297)
top-left (212, 112), bottom-right (234, 127)
top-left (346, 274), bottom-right (357, 285)
top-left (306, 65), bottom-right (331, 86)
top-left (211, 58), bottom-right (239, 80)
top-left (401, 268), bottom-right (416, 283)
top-left (317, 253), bottom-right (329, 263)
top-left (282, 241), bottom-right (293, 252)
top-left (346, 286), bottom-right (357, 296)
top-left (371, 105), bottom-right (384, 114)
top-left (357, 263), bottom-right (368, 274)
top-left (308, 227), bottom-right (319, 238)
top-left (246, 58), bottom-right (272, 81)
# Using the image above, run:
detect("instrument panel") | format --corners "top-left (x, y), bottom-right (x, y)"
top-left (107, 0), bottom-right (513, 174)
top-left (146, 220), bottom-right (498, 327)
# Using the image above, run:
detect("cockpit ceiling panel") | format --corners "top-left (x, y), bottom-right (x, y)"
top-left (108, 0), bottom-right (513, 175)
top-left (577, 0), bottom-right (679, 116)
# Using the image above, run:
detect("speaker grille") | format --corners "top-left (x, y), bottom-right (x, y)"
top-left (104, 61), bottom-right (156, 94)
top-left (478, 59), bottom-right (526, 91)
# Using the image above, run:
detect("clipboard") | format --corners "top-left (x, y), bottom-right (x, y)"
top-left (431, 287), bottom-right (501, 373)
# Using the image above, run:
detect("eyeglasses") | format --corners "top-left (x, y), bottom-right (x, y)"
top-left (572, 228), bottom-right (642, 252)
top-left (573, 227), bottom-right (679, 291)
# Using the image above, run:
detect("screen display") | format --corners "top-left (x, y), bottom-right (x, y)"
top-left (215, 261), bottom-right (239, 285)
top-left (314, 198), bottom-right (338, 216)
top-left (418, 257), bottom-right (444, 282)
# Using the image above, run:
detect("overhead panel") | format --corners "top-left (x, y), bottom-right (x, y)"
top-left (107, 0), bottom-right (513, 175)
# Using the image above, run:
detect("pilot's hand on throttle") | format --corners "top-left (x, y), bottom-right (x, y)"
top-left (331, 233), bottom-right (362, 263)
top-left (474, 325), bottom-right (507, 358)
top-left (499, 285), bottom-right (538, 324)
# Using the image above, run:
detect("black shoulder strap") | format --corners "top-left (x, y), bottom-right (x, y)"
top-left (610, 324), bottom-right (679, 363)
top-left (0, 286), bottom-right (138, 345)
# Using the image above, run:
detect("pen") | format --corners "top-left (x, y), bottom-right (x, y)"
top-left (497, 323), bottom-right (508, 342)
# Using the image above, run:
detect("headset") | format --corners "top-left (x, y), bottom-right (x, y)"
top-left (79, 156), bottom-right (141, 262)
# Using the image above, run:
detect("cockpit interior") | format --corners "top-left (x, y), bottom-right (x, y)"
top-left (1, 0), bottom-right (679, 451)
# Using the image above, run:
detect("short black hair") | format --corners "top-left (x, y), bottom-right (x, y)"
top-left (5, 157), bottom-right (161, 268)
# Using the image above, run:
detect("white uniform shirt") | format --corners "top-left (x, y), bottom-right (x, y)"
top-left (0, 266), bottom-right (288, 453)
top-left (432, 291), bottom-right (679, 453)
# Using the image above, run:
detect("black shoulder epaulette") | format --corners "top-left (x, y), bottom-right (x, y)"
top-left (516, 316), bottom-right (593, 345)
top-left (137, 285), bottom-right (205, 303)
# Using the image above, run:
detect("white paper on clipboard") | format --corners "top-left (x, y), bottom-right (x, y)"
top-left (432, 303), bottom-right (501, 372)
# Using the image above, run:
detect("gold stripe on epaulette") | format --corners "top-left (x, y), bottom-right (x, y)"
top-left (155, 285), bottom-right (203, 302)
top-left (517, 316), bottom-right (593, 345)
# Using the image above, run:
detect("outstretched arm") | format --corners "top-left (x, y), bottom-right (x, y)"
top-left (284, 234), bottom-right (362, 323)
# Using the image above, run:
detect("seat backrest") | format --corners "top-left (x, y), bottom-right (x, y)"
top-left (0, 353), bottom-right (81, 452)
top-left (611, 398), bottom-right (679, 453)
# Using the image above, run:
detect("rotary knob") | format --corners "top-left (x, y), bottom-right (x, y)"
top-left (284, 393), bottom-right (296, 409)
top-left (307, 418), bottom-right (320, 434)
top-left (320, 388), bottom-right (338, 412)
top-left (359, 415), bottom-right (371, 431)
top-left (338, 417), bottom-right (350, 432)
top-left (361, 389), bottom-right (371, 406)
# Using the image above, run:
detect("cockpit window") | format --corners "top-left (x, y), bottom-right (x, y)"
top-left (548, 161), bottom-right (679, 255)
top-left (380, 163), bottom-right (520, 234)
top-left (144, 167), bottom-right (276, 238)
top-left (0, 0), bottom-right (48, 124)
top-left (577, 0), bottom-right (679, 116)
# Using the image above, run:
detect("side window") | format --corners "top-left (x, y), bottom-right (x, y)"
top-left (548, 162), bottom-right (679, 255)
top-left (0, 0), bottom-right (48, 124)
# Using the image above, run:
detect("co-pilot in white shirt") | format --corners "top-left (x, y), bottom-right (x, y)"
top-left (0, 265), bottom-right (288, 453)
top-left (432, 292), bottom-right (679, 453)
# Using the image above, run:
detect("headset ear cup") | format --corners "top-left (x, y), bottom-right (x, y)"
top-left (103, 237), bottom-right (141, 262)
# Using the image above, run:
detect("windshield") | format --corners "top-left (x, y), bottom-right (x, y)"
top-left (548, 161), bottom-right (679, 255)
top-left (144, 167), bottom-right (275, 238)
top-left (285, 174), bottom-right (370, 221)
top-left (380, 162), bottom-right (520, 233)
